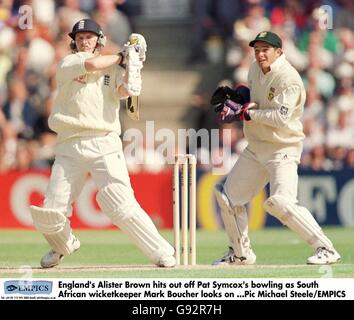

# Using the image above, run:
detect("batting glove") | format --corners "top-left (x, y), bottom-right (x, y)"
top-left (125, 33), bottom-right (147, 62)
top-left (123, 47), bottom-right (143, 96)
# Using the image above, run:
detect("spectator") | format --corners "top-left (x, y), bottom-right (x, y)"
top-left (95, 0), bottom-right (132, 48)
top-left (1, 0), bottom-right (354, 177)
top-left (3, 78), bottom-right (40, 139)
top-left (344, 148), bottom-right (354, 169)
top-left (336, 0), bottom-right (354, 31)
top-left (309, 145), bottom-right (333, 171)
top-left (327, 107), bottom-right (354, 147)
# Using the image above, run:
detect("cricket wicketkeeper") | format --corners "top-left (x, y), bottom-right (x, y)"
top-left (211, 31), bottom-right (340, 265)
top-left (29, 19), bottom-right (176, 268)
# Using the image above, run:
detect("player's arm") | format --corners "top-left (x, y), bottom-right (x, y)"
top-left (56, 53), bottom-right (89, 82)
top-left (57, 52), bottom-right (124, 83)
top-left (85, 53), bottom-right (129, 98)
top-left (248, 85), bottom-right (301, 127)
top-left (118, 73), bottom-right (130, 98)
top-left (84, 54), bottom-right (124, 72)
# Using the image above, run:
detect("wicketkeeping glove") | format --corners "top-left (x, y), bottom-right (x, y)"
top-left (217, 100), bottom-right (257, 123)
top-left (210, 85), bottom-right (250, 112)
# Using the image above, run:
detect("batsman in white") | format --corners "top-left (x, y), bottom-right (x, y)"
top-left (29, 19), bottom-right (176, 268)
top-left (211, 31), bottom-right (340, 266)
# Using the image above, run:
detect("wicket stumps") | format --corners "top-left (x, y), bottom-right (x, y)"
top-left (173, 154), bottom-right (197, 266)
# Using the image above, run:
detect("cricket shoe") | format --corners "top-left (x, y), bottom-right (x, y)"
top-left (157, 255), bottom-right (176, 268)
top-left (40, 237), bottom-right (80, 268)
top-left (212, 246), bottom-right (256, 266)
top-left (306, 247), bottom-right (341, 265)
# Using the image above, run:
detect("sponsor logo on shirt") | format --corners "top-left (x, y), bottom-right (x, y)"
top-left (104, 74), bottom-right (110, 86)
top-left (280, 105), bottom-right (288, 115)
top-left (268, 87), bottom-right (275, 101)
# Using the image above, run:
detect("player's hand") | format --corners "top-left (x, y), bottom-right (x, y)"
top-left (211, 86), bottom-right (236, 112)
top-left (125, 33), bottom-right (147, 62)
top-left (227, 100), bottom-right (257, 121)
top-left (217, 100), bottom-right (243, 124)
top-left (217, 105), bottom-right (239, 124)
top-left (217, 100), bottom-right (257, 123)
top-left (120, 34), bottom-right (147, 67)
top-left (211, 85), bottom-right (250, 112)
top-left (123, 48), bottom-right (143, 96)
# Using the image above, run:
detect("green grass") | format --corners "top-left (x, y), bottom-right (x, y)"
top-left (0, 228), bottom-right (353, 278)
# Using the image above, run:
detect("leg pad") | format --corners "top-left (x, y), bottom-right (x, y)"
top-left (97, 184), bottom-right (174, 264)
top-left (264, 195), bottom-right (333, 249)
top-left (214, 184), bottom-right (251, 257)
top-left (30, 206), bottom-right (79, 255)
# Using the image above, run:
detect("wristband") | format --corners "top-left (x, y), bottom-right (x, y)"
top-left (117, 52), bottom-right (125, 67)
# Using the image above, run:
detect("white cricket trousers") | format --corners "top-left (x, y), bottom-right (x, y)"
top-left (44, 132), bottom-right (131, 214)
top-left (224, 144), bottom-right (299, 252)
top-left (41, 132), bottom-right (175, 265)
top-left (224, 143), bottom-right (302, 207)
top-left (221, 143), bottom-right (299, 253)
top-left (222, 142), bottom-right (335, 253)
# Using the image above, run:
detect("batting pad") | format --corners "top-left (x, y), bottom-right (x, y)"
top-left (214, 185), bottom-right (250, 257)
top-left (97, 184), bottom-right (175, 264)
top-left (30, 206), bottom-right (79, 256)
top-left (264, 195), bottom-right (333, 249)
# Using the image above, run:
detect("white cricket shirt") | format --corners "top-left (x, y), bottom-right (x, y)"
top-left (246, 54), bottom-right (306, 154)
top-left (49, 52), bottom-right (125, 143)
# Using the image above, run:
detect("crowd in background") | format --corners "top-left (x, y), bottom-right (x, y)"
top-left (1, 0), bottom-right (354, 174)
top-left (186, 0), bottom-right (354, 172)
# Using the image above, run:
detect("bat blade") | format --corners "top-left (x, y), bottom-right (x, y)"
top-left (126, 96), bottom-right (140, 120)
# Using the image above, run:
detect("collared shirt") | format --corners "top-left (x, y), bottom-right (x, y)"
top-left (245, 54), bottom-right (306, 150)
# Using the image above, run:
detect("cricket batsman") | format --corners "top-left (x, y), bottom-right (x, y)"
top-left (211, 31), bottom-right (340, 265)
top-left (29, 19), bottom-right (176, 268)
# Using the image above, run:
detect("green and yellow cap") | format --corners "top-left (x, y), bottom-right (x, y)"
top-left (249, 31), bottom-right (282, 48)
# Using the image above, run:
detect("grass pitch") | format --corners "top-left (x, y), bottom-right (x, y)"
top-left (0, 228), bottom-right (353, 278)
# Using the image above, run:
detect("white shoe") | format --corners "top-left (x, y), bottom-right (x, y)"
top-left (307, 247), bottom-right (341, 265)
top-left (41, 250), bottom-right (64, 268)
top-left (212, 246), bottom-right (256, 266)
top-left (40, 238), bottom-right (80, 268)
top-left (157, 255), bottom-right (176, 268)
